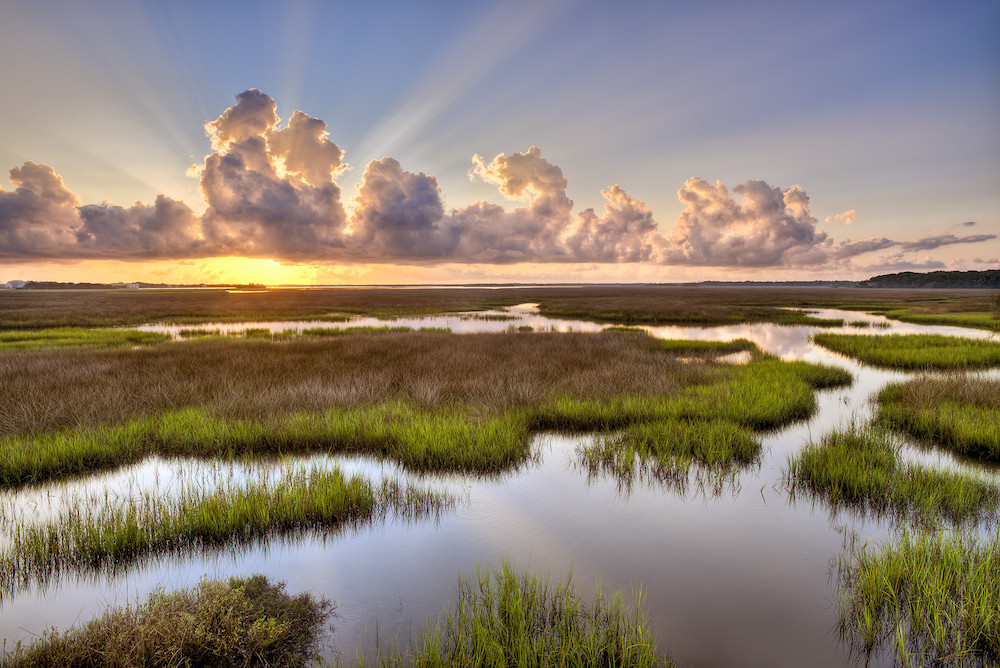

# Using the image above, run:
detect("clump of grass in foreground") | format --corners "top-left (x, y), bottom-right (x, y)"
top-left (348, 563), bottom-right (675, 668)
top-left (838, 532), bottom-right (999, 666)
top-left (813, 333), bottom-right (1000, 370)
top-left (878, 377), bottom-right (1000, 462)
top-left (786, 427), bottom-right (999, 526)
top-left (579, 419), bottom-right (759, 490)
top-left (2, 574), bottom-right (332, 667)
top-left (0, 327), bottom-right (169, 350)
top-left (0, 467), bottom-right (451, 595)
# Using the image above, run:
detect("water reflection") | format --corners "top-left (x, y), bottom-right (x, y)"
top-left (4, 307), bottom-right (999, 667)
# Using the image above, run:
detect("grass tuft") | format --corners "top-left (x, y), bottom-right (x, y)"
top-left (786, 427), bottom-right (1000, 526)
top-left (837, 532), bottom-right (999, 666)
top-left (2, 575), bottom-right (332, 667)
top-left (348, 563), bottom-right (675, 667)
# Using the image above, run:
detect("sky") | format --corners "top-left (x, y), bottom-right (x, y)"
top-left (1, 0), bottom-right (998, 285)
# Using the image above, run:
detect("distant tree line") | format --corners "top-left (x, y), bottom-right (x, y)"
top-left (858, 270), bottom-right (1000, 289)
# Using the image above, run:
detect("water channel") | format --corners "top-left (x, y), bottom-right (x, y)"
top-left (2, 306), bottom-right (998, 666)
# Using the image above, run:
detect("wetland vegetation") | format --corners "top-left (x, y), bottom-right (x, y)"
top-left (0, 468), bottom-right (451, 595)
top-left (813, 333), bottom-right (1000, 370)
top-left (345, 563), bottom-right (674, 668)
top-left (878, 377), bottom-right (1000, 462)
top-left (2, 574), bottom-right (333, 667)
top-left (2, 286), bottom-right (998, 666)
top-left (2, 285), bottom-right (996, 331)
top-left (0, 331), bottom-right (848, 488)
top-left (785, 427), bottom-right (1000, 526)
top-left (837, 531), bottom-right (999, 666)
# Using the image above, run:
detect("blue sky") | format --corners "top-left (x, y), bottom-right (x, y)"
top-left (1, 0), bottom-right (997, 284)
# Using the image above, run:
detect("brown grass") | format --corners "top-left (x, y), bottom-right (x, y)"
top-left (1, 286), bottom-right (993, 329)
top-left (0, 331), bottom-right (706, 437)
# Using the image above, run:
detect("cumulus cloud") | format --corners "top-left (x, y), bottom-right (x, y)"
top-left (349, 158), bottom-right (453, 259)
top-left (824, 209), bottom-right (856, 225)
top-left (0, 162), bottom-right (82, 258)
top-left (1, 90), bottom-right (997, 269)
top-left (662, 178), bottom-right (830, 266)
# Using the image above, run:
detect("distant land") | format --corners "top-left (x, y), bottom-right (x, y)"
top-left (2, 270), bottom-right (999, 290)
top-left (857, 269), bottom-right (1000, 289)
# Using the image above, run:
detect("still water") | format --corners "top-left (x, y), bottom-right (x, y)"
top-left (3, 307), bottom-right (998, 667)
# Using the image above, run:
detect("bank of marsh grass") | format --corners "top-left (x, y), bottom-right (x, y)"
top-left (347, 563), bottom-right (675, 668)
top-left (838, 532), bottom-right (999, 666)
top-left (0, 467), bottom-right (451, 594)
top-left (0, 327), bottom-right (169, 350)
top-left (786, 428), bottom-right (999, 526)
top-left (2, 574), bottom-right (332, 667)
top-left (878, 377), bottom-right (1000, 462)
top-left (813, 333), bottom-right (1000, 369)
top-left (0, 335), bottom-right (849, 487)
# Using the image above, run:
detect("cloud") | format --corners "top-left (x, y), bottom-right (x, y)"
top-left (1, 90), bottom-right (996, 270)
top-left (857, 254), bottom-right (948, 272)
top-left (198, 91), bottom-right (349, 259)
top-left (0, 162), bottom-right (82, 258)
top-left (661, 178), bottom-right (830, 266)
top-left (898, 233), bottom-right (997, 252)
top-left (824, 209), bottom-right (856, 225)
top-left (959, 221), bottom-right (977, 227)
top-left (349, 157), bottom-right (453, 259)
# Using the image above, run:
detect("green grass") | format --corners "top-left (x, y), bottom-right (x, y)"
top-left (579, 419), bottom-right (759, 488)
top-left (813, 333), bottom-right (1000, 369)
top-left (786, 427), bottom-right (1000, 526)
top-left (837, 532), bottom-right (999, 666)
top-left (0, 404), bottom-right (532, 488)
top-left (878, 378), bottom-right (1000, 462)
top-left (0, 466), bottom-right (451, 595)
top-left (649, 337), bottom-right (757, 355)
top-left (347, 563), bottom-right (675, 668)
top-left (882, 309), bottom-right (1000, 332)
top-left (0, 327), bottom-right (169, 350)
top-left (2, 575), bottom-right (332, 667)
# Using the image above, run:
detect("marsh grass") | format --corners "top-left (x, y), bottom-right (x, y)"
top-left (0, 466), bottom-right (451, 594)
top-left (0, 331), bottom-right (704, 438)
top-left (813, 333), bottom-right (1000, 370)
top-left (4, 286), bottom-right (995, 331)
top-left (0, 331), bottom-right (849, 487)
top-left (837, 532), bottom-right (999, 666)
top-left (0, 327), bottom-right (169, 350)
top-left (878, 377), bottom-right (1000, 462)
top-left (578, 419), bottom-right (759, 492)
top-left (2, 574), bottom-right (333, 667)
top-left (347, 563), bottom-right (675, 668)
top-left (786, 427), bottom-right (1000, 526)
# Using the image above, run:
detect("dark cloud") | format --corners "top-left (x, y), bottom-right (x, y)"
top-left (1, 90), bottom-right (996, 268)
top-left (959, 221), bottom-right (977, 227)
